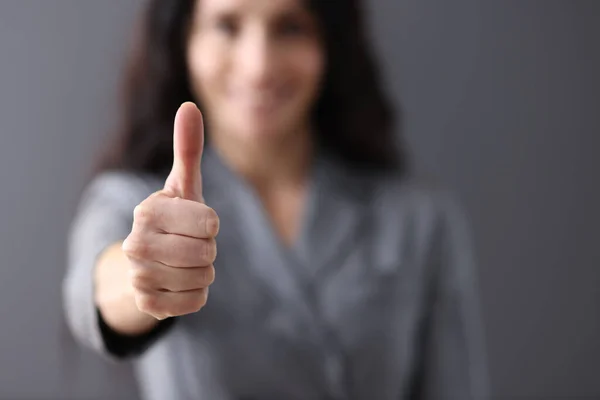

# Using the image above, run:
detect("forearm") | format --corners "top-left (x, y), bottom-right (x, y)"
top-left (94, 242), bottom-right (159, 336)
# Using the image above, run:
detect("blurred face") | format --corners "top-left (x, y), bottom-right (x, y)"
top-left (186, 0), bottom-right (325, 144)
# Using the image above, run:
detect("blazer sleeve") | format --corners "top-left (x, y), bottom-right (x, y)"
top-left (61, 172), bottom-right (175, 362)
top-left (411, 195), bottom-right (491, 400)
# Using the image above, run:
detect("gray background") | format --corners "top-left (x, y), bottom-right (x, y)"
top-left (0, 0), bottom-right (598, 399)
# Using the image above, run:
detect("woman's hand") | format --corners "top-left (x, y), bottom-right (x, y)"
top-left (122, 102), bottom-right (219, 320)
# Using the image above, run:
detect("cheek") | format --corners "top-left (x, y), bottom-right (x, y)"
top-left (187, 39), bottom-right (226, 105)
top-left (291, 46), bottom-right (325, 99)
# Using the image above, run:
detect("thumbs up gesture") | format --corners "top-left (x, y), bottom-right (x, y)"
top-left (122, 103), bottom-right (219, 320)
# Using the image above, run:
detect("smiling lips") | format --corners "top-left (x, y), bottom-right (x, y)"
top-left (229, 86), bottom-right (292, 114)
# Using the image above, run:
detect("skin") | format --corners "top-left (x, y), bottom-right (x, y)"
top-left (186, 0), bottom-right (324, 177)
top-left (95, 0), bottom-right (325, 332)
top-left (96, 103), bottom-right (217, 329)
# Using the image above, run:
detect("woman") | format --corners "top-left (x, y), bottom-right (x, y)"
top-left (63, 0), bottom-right (489, 399)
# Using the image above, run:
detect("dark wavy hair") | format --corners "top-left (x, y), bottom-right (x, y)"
top-left (99, 0), bottom-right (407, 176)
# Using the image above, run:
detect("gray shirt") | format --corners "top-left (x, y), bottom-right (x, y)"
top-left (63, 147), bottom-right (489, 400)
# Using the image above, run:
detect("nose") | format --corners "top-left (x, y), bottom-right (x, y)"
top-left (235, 26), bottom-right (277, 87)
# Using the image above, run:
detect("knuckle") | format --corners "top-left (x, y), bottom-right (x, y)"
top-left (201, 239), bottom-right (217, 263)
top-left (121, 236), bottom-right (136, 257)
top-left (203, 207), bottom-right (220, 237)
top-left (136, 294), bottom-right (160, 314)
top-left (121, 237), bottom-right (132, 255)
top-left (211, 240), bottom-right (218, 261)
top-left (192, 290), bottom-right (208, 312)
top-left (181, 290), bottom-right (208, 314)
top-left (134, 203), bottom-right (156, 226)
top-left (123, 236), bottom-right (151, 259)
top-left (133, 204), bottom-right (147, 222)
top-left (129, 266), bottom-right (154, 290)
top-left (202, 265), bottom-right (216, 286)
top-left (193, 266), bottom-right (214, 288)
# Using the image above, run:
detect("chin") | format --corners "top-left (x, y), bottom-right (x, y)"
top-left (235, 128), bottom-right (285, 144)
top-left (231, 119), bottom-right (292, 142)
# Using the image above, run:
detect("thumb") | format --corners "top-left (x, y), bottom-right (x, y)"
top-left (164, 102), bottom-right (205, 202)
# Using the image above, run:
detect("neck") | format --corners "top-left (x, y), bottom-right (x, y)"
top-left (209, 127), bottom-right (314, 191)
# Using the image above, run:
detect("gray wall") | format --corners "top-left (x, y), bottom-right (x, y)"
top-left (0, 1), bottom-right (598, 399)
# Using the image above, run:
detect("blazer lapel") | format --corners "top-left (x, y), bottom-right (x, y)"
top-left (201, 147), bottom-right (321, 339)
top-left (200, 147), bottom-right (374, 396)
top-left (296, 153), bottom-right (372, 280)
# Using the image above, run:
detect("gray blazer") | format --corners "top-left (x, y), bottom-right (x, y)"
top-left (63, 147), bottom-right (489, 400)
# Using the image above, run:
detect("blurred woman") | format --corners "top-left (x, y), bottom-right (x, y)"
top-left (63, 0), bottom-right (489, 399)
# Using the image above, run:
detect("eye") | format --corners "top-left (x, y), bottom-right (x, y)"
top-left (275, 15), bottom-right (312, 38)
top-left (215, 14), bottom-right (239, 37)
